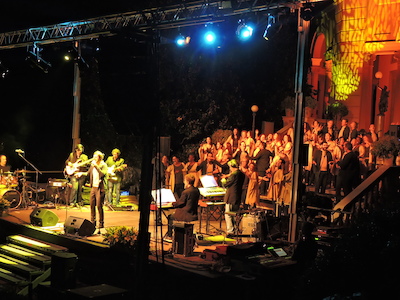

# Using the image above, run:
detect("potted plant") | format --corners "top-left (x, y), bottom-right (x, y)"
top-left (281, 96), bottom-right (295, 117)
top-left (103, 225), bottom-right (139, 264)
top-left (371, 135), bottom-right (400, 166)
top-left (304, 96), bottom-right (317, 118)
top-left (0, 197), bottom-right (10, 217)
top-left (103, 225), bottom-right (138, 248)
top-left (326, 101), bottom-right (349, 124)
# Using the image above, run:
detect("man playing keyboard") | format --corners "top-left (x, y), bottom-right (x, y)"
top-left (165, 174), bottom-right (200, 240)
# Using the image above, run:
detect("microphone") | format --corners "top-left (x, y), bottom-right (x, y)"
top-left (15, 149), bottom-right (24, 154)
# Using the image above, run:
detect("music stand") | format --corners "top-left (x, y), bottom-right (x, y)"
top-left (16, 152), bottom-right (42, 208)
top-left (151, 188), bottom-right (176, 225)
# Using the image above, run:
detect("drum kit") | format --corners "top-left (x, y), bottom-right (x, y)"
top-left (0, 170), bottom-right (42, 209)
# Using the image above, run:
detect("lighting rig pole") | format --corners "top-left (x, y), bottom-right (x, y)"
top-left (251, 105), bottom-right (259, 138)
top-left (71, 40), bottom-right (82, 151)
top-left (288, 9), bottom-right (310, 244)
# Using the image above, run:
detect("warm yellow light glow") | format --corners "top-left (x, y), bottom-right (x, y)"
top-left (0, 245), bottom-right (35, 257)
top-left (12, 235), bottom-right (50, 248)
top-left (325, 0), bottom-right (400, 100)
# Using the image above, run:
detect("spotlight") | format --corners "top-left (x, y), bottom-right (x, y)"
top-left (25, 44), bottom-right (51, 73)
top-left (263, 14), bottom-right (281, 41)
top-left (204, 31), bottom-right (216, 44)
top-left (236, 21), bottom-right (254, 41)
top-left (0, 61), bottom-right (9, 79)
top-left (301, 2), bottom-right (315, 21)
top-left (64, 45), bottom-right (89, 69)
top-left (175, 34), bottom-right (190, 47)
top-left (201, 24), bottom-right (220, 47)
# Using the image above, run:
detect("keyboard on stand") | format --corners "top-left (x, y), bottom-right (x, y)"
top-left (199, 187), bottom-right (226, 197)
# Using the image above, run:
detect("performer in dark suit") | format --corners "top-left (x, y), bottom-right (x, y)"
top-left (165, 174), bottom-right (200, 238)
top-left (85, 151), bottom-right (108, 230)
top-left (337, 119), bottom-right (350, 141)
top-left (335, 142), bottom-right (360, 202)
top-left (313, 142), bottom-right (333, 194)
top-left (349, 121), bottom-right (359, 141)
top-left (250, 141), bottom-right (273, 195)
top-left (221, 159), bottom-right (245, 237)
top-left (196, 152), bottom-right (222, 176)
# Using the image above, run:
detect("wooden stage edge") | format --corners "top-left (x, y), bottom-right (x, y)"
top-left (0, 204), bottom-right (238, 256)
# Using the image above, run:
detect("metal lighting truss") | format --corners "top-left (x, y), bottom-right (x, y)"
top-left (0, 0), bottom-right (308, 49)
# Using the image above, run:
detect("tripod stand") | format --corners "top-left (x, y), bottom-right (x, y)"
top-left (16, 152), bottom-right (42, 209)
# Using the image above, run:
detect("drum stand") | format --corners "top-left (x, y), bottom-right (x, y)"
top-left (16, 152), bottom-right (42, 209)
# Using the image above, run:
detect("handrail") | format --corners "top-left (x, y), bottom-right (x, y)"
top-left (332, 165), bottom-right (400, 224)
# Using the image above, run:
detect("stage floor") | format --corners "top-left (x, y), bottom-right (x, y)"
top-left (1, 202), bottom-right (238, 251)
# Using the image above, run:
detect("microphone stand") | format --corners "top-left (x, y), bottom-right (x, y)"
top-left (17, 152), bottom-right (42, 208)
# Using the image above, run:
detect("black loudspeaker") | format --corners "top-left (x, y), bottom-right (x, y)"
top-left (159, 136), bottom-right (171, 158)
top-left (30, 208), bottom-right (59, 227)
top-left (301, 143), bottom-right (309, 166)
top-left (51, 252), bottom-right (78, 290)
top-left (172, 223), bottom-right (194, 257)
top-left (64, 216), bottom-right (95, 236)
top-left (389, 125), bottom-right (400, 139)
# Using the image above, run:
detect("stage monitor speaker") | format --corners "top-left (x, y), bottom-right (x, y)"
top-left (51, 252), bottom-right (78, 290)
top-left (30, 208), bottom-right (59, 227)
top-left (389, 125), bottom-right (400, 139)
top-left (64, 216), bottom-right (95, 237)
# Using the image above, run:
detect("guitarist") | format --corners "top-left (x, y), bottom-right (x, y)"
top-left (105, 148), bottom-right (126, 206)
top-left (65, 144), bottom-right (89, 207)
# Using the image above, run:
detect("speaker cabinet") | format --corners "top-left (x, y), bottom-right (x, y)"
top-left (64, 216), bottom-right (95, 237)
top-left (51, 252), bottom-right (77, 290)
top-left (389, 125), bottom-right (400, 139)
top-left (30, 208), bottom-right (59, 227)
top-left (172, 223), bottom-right (194, 257)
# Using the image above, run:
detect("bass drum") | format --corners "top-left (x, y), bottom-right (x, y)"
top-left (0, 189), bottom-right (21, 209)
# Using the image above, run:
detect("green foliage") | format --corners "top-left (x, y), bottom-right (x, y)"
top-left (103, 226), bottom-right (138, 247)
top-left (371, 135), bottom-right (400, 159)
top-left (326, 101), bottom-right (349, 120)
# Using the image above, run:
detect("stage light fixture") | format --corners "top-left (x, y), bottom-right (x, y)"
top-left (236, 20), bottom-right (254, 41)
top-left (64, 45), bottom-right (89, 69)
top-left (201, 23), bottom-right (220, 47)
top-left (175, 34), bottom-right (190, 47)
top-left (263, 14), bottom-right (282, 41)
top-left (301, 2), bottom-right (315, 21)
top-left (0, 61), bottom-right (9, 78)
top-left (204, 31), bottom-right (216, 44)
top-left (25, 44), bottom-right (51, 73)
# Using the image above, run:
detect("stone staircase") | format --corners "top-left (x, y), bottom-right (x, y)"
top-left (0, 234), bottom-right (71, 297)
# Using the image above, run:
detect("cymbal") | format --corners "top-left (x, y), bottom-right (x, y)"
top-left (14, 170), bottom-right (37, 173)
top-left (1, 171), bottom-right (14, 175)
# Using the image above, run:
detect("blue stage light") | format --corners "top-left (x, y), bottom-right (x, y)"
top-left (237, 24), bottom-right (254, 41)
top-left (175, 34), bottom-right (188, 47)
top-left (204, 31), bottom-right (217, 44)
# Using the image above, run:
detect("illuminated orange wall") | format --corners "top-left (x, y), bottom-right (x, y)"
top-left (310, 0), bottom-right (400, 132)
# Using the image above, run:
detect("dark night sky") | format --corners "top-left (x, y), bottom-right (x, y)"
top-left (0, 1), bottom-right (299, 178)
top-left (0, 1), bottom-right (149, 173)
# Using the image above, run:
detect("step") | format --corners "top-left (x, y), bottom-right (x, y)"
top-left (0, 244), bottom-right (52, 269)
top-left (6, 234), bottom-right (68, 255)
top-left (0, 267), bottom-right (29, 286)
top-left (0, 254), bottom-right (43, 278)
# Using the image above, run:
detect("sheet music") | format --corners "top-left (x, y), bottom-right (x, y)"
top-left (151, 188), bottom-right (176, 207)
